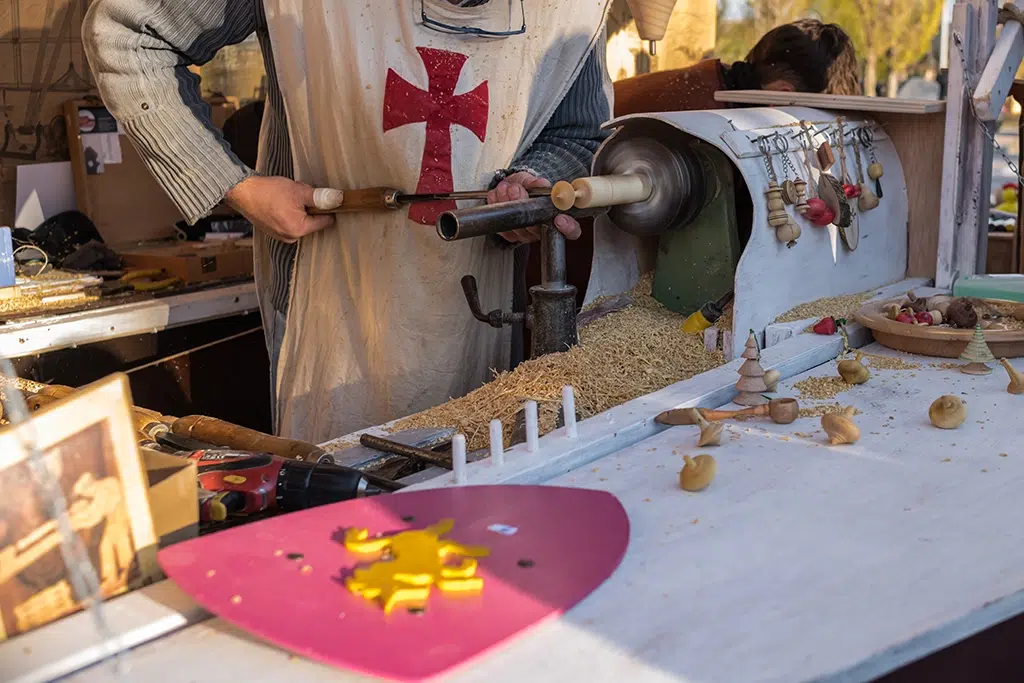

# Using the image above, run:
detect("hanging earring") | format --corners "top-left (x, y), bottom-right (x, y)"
top-left (758, 135), bottom-right (800, 248)
top-left (835, 118), bottom-right (860, 200)
top-left (852, 126), bottom-right (879, 211)
top-left (861, 126), bottom-right (884, 199)
top-left (815, 125), bottom-right (853, 230)
top-left (773, 132), bottom-right (808, 215)
top-left (798, 122), bottom-right (833, 227)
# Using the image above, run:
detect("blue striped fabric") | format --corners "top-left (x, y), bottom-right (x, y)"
top-left (83, 0), bottom-right (609, 316)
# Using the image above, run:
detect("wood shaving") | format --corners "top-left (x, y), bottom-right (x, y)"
top-left (860, 353), bottom-right (920, 370)
top-left (0, 292), bottom-right (99, 315)
top-left (775, 289), bottom-right (877, 324)
top-left (798, 403), bottom-right (862, 418)
top-left (930, 362), bottom-right (964, 370)
top-left (393, 275), bottom-right (726, 451)
top-left (794, 375), bottom-right (852, 400)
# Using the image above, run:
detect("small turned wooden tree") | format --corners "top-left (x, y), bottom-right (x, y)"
top-left (960, 323), bottom-right (995, 375)
top-left (735, 332), bottom-right (769, 406)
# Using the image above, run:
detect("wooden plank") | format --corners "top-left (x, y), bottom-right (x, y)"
top-left (937, 2), bottom-right (977, 289)
top-left (714, 90), bottom-right (946, 114)
top-left (879, 112), bottom-right (948, 278)
top-left (973, 0), bottom-right (1024, 121)
top-left (2, 568), bottom-right (209, 683)
top-left (967, 0), bottom-right (1000, 276)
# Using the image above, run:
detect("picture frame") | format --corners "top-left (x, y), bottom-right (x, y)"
top-left (0, 373), bottom-right (159, 641)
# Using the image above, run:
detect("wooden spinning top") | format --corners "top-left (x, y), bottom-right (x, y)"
top-left (960, 323), bottom-right (995, 375)
top-left (776, 219), bottom-right (801, 248)
top-left (735, 332), bottom-right (770, 406)
top-left (781, 180), bottom-right (799, 205)
top-left (867, 161), bottom-right (884, 198)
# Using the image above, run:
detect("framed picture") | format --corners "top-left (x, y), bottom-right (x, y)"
top-left (0, 373), bottom-right (159, 641)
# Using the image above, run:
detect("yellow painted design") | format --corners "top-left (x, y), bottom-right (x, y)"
top-left (342, 518), bottom-right (489, 614)
top-left (223, 475), bottom-right (247, 485)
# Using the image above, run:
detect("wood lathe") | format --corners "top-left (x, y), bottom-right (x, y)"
top-left (438, 121), bottom-right (726, 359)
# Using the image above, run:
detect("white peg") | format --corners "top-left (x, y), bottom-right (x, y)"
top-left (489, 419), bottom-right (505, 466)
top-left (722, 331), bottom-right (735, 362)
top-left (703, 327), bottom-right (719, 353)
top-left (452, 434), bottom-right (468, 485)
top-left (562, 385), bottom-right (578, 438)
top-left (525, 400), bottom-right (539, 453)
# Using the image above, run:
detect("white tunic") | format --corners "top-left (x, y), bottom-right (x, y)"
top-left (258, 0), bottom-right (610, 441)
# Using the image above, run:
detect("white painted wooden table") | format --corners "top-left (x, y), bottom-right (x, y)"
top-left (41, 344), bottom-right (1024, 683)
top-left (0, 281), bottom-right (258, 358)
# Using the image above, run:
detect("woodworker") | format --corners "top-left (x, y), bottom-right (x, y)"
top-left (615, 20), bottom-right (861, 116)
top-left (83, 1), bottom-right (613, 442)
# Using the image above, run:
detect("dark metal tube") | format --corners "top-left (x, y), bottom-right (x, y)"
top-left (437, 198), bottom-right (607, 241)
top-left (540, 224), bottom-right (567, 286)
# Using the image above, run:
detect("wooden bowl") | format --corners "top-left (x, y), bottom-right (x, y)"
top-left (853, 298), bottom-right (1024, 358)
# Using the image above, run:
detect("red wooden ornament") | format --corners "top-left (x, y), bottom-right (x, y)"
top-left (843, 184), bottom-right (862, 199)
top-left (159, 485), bottom-right (630, 682)
top-left (805, 198), bottom-right (835, 226)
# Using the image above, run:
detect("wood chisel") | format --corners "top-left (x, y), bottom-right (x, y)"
top-left (307, 187), bottom-right (552, 215)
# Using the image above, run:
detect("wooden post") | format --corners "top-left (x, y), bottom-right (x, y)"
top-left (973, 0), bottom-right (1024, 121)
top-left (936, 0), bottom-right (998, 288)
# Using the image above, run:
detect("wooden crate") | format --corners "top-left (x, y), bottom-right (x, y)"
top-left (119, 241), bottom-right (253, 284)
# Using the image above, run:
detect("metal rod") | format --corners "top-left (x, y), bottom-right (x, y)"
top-left (540, 224), bottom-right (567, 286)
top-left (359, 434), bottom-right (453, 470)
top-left (437, 198), bottom-right (606, 241)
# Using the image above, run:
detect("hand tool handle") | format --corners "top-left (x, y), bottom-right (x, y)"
top-left (569, 174), bottom-right (654, 210)
top-left (655, 404), bottom-right (768, 426)
top-left (172, 415), bottom-right (331, 463)
top-left (359, 434), bottom-right (453, 470)
top-left (307, 187), bottom-right (400, 215)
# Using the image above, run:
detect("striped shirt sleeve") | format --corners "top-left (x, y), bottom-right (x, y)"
top-left (504, 37), bottom-right (612, 183)
top-left (82, 0), bottom-right (260, 224)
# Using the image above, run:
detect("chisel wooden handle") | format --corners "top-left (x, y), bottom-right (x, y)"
top-left (307, 187), bottom-right (401, 215)
top-left (171, 415), bottom-right (330, 463)
top-left (656, 405), bottom-right (767, 426)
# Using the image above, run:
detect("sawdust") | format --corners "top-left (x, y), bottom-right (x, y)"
top-left (860, 353), bottom-right (921, 370)
top-left (931, 362), bottom-right (965, 370)
top-left (798, 403), bottom-right (862, 418)
top-left (393, 274), bottom-right (726, 451)
top-left (0, 292), bottom-right (98, 315)
top-left (794, 375), bottom-right (852, 400)
top-left (774, 289), bottom-right (878, 324)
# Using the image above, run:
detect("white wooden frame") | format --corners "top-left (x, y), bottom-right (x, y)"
top-left (936, 0), bottom-right (999, 288)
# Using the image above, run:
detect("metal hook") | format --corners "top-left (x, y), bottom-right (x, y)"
top-left (756, 135), bottom-right (772, 155)
top-left (771, 131), bottom-right (790, 154)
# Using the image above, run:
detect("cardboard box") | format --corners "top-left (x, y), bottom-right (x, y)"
top-left (120, 241), bottom-right (253, 284)
top-left (143, 450), bottom-right (198, 549)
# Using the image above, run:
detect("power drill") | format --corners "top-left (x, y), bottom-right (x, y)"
top-left (182, 449), bottom-right (400, 522)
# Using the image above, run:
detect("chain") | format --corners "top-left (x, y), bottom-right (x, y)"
top-left (772, 133), bottom-right (799, 179)
top-left (835, 118), bottom-right (851, 184)
top-left (798, 122), bottom-right (819, 197)
top-left (756, 135), bottom-right (778, 184)
top-left (0, 363), bottom-right (126, 679)
top-left (952, 31), bottom-right (1023, 183)
top-left (851, 127), bottom-right (867, 184)
top-left (858, 126), bottom-right (879, 166)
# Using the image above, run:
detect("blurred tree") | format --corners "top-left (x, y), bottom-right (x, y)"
top-left (714, 0), bottom-right (813, 64)
top-left (817, 0), bottom-right (941, 96)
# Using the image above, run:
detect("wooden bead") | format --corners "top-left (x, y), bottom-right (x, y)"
top-left (867, 162), bottom-right (884, 180)
top-left (781, 180), bottom-right (798, 205)
top-left (768, 197), bottom-right (785, 212)
top-left (768, 213), bottom-right (790, 228)
top-left (776, 220), bottom-right (801, 247)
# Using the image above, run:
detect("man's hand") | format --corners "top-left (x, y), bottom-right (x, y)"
top-left (489, 171), bottom-right (582, 244)
top-left (225, 176), bottom-right (344, 243)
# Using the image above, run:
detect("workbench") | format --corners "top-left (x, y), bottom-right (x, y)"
top-left (12, 323), bottom-right (1024, 683)
top-left (0, 280), bottom-right (258, 359)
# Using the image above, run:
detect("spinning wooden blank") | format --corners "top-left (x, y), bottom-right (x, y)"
top-left (159, 485), bottom-right (630, 682)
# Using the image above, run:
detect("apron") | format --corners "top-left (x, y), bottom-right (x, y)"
top-left (259, 0), bottom-right (610, 442)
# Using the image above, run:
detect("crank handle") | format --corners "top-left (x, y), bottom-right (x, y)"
top-left (461, 275), bottom-right (525, 329)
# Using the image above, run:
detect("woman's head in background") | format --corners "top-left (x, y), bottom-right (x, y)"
top-left (739, 19), bottom-right (862, 96)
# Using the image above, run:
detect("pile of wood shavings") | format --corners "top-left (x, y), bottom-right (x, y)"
top-left (860, 353), bottom-right (920, 370)
top-left (0, 292), bottom-right (97, 316)
top-left (794, 375), bottom-right (852, 400)
top-left (798, 403), bottom-right (862, 418)
top-left (774, 289), bottom-right (878, 324)
top-left (392, 274), bottom-right (727, 451)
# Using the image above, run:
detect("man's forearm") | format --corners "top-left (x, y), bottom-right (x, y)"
top-left (82, 0), bottom-right (259, 224)
top-left (503, 39), bottom-right (612, 183)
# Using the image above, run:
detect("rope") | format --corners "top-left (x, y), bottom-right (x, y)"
top-left (999, 3), bottom-right (1024, 27)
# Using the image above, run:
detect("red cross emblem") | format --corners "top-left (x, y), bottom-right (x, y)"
top-left (383, 47), bottom-right (489, 225)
